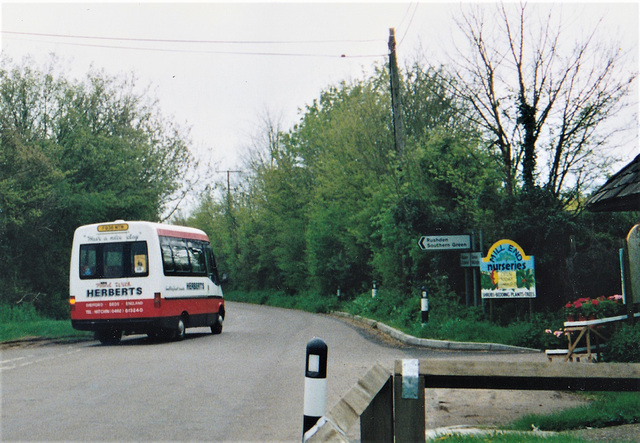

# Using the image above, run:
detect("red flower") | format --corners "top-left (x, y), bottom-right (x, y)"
top-left (591, 299), bottom-right (599, 306)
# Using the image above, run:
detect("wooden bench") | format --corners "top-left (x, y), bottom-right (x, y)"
top-left (558, 313), bottom-right (639, 362)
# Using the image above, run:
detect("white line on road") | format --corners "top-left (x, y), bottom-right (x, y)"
top-left (0, 348), bottom-right (82, 371)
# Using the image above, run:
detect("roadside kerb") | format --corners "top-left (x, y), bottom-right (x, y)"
top-left (332, 312), bottom-right (539, 353)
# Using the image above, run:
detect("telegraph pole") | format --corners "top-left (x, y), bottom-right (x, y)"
top-left (216, 170), bottom-right (242, 257)
top-left (216, 170), bottom-right (242, 208)
top-left (388, 28), bottom-right (405, 161)
top-left (389, 28), bottom-right (409, 289)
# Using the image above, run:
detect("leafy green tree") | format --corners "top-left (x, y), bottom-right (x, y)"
top-left (0, 57), bottom-right (196, 317)
top-left (294, 78), bottom-right (395, 295)
top-left (242, 115), bottom-right (313, 292)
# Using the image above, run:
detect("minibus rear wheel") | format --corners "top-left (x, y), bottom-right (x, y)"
top-left (96, 329), bottom-right (122, 345)
top-left (211, 313), bottom-right (223, 335)
top-left (175, 317), bottom-right (186, 341)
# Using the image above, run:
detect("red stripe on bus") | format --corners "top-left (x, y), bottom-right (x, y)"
top-left (157, 228), bottom-right (209, 242)
top-left (72, 298), bottom-right (222, 320)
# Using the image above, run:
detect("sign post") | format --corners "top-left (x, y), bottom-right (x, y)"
top-left (418, 233), bottom-right (479, 307)
top-left (625, 224), bottom-right (639, 320)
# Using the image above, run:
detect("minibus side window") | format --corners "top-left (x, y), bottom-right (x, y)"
top-left (160, 236), bottom-right (213, 277)
top-left (160, 236), bottom-right (176, 274)
top-left (161, 242), bottom-right (175, 273)
top-left (204, 244), bottom-right (220, 284)
top-left (171, 239), bottom-right (190, 273)
top-left (188, 241), bottom-right (207, 275)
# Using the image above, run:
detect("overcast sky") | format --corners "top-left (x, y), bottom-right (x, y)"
top-left (2, 2), bottom-right (638, 182)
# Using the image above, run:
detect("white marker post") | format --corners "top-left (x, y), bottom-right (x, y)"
top-left (421, 286), bottom-right (429, 324)
top-left (303, 337), bottom-right (327, 439)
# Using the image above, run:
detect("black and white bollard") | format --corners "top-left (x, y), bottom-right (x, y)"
top-left (303, 337), bottom-right (328, 439)
top-left (421, 286), bottom-right (429, 324)
top-left (372, 280), bottom-right (378, 298)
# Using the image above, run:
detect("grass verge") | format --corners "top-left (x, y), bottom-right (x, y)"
top-left (432, 433), bottom-right (585, 442)
top-left (0, 304), bottom-right (91, 342)
top-left (507, 392), bottom-right (640, 432)
top-left (423, 392), bottom-right (640, 441)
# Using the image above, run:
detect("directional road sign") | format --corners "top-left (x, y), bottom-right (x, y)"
top-left (418, 235), bottom-right (471, 251)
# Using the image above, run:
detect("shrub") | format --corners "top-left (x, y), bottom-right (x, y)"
top-left (604, 322), bottom-right (640, 362)
top-left (0, 303), bottom-right (43, 323)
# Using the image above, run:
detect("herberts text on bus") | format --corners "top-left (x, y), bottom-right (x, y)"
top-left (69, 220), bottom-right (226, 345)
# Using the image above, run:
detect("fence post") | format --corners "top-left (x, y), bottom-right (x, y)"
top-left (303, 338), bottom-right (328, 439)
top-left (394, 359), bottom-right (425, 443)
top-left (360, 375), bottom-right (393, 442)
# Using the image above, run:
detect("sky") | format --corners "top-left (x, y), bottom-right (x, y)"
top-left (1, 1), bottom-right (639, 197)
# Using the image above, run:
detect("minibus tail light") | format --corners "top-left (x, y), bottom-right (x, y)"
top-left (154, 292), bottom-right (161, 308)
top-left (69, 296), bottom-right (76, 311)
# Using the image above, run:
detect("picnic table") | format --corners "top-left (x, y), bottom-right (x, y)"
top-left (546, 313), bottom-right (639, 362)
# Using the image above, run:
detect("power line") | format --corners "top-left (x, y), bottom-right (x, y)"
top-left (399, 3), bottom-right (419, 47)
top-left (2, 31), bottom-right (386, 59)
top-left (2, 30), bottom-right (382, 45)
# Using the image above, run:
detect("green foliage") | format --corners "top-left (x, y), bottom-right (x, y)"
top-left (0, 303), bottom-right (91, 341)
top-left (509, 392), bottom-right (640, 432)
top-left (604, 322), bottom-right (640, 363)
top-left (0, 303), bottom-right (41, 323)
top-left (0, 57), bottom-right (195, 317)
top-left (434, 434), bottom-right (585, 442)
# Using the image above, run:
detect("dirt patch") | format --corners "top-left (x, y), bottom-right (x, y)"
top-left (426, 388), bottom-right (587, 429)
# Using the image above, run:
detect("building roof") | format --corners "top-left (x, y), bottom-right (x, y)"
top-left (586, 154), bottom-right (640, 212)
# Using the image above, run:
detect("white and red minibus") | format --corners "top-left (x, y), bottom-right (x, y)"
top-left (70, 220), bottom-right (226, 344)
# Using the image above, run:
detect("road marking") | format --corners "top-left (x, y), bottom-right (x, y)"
top-left (0, 356), bottom-right (27, 370)
top-left (0, 348), bottom-right (82, 371)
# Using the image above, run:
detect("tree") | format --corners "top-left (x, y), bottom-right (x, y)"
top-left (295, 78), bottom-right (395, 295)
top-left (242, 114), bottom-right (312, 292)
top-left (0, 57), bottom-right (197, 316)
top-left (448, 3), bottom-right (636, 202)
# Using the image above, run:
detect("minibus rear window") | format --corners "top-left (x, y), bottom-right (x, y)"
top-left (80, 241), bottom-right (149, 279)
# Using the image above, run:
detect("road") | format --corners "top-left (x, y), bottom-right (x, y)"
top-left (1, 302), bottom-right (545, 441)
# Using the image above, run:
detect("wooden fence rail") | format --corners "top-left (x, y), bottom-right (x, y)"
top-left (305, 360), bottom-right (640, 442)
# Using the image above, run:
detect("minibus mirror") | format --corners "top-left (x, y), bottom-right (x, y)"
top-left (220, 273), bottom-right (229, 284)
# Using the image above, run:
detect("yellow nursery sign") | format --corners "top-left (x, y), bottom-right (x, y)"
top-left (480, 239), bottom-right (536, 299)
